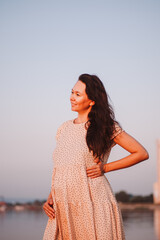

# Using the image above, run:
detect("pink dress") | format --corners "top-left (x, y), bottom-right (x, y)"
top-left (43, 119), bottom-right (125, 240)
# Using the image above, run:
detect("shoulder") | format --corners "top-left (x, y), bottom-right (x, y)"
top-left (55, 120), bottom-right (72, 140)
top-left (57, 119), bottom-right (71, 129)
top-left (111, 121), bottom-right (124, 140)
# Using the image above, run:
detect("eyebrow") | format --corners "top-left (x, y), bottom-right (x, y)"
top-left (71, 88), bottom-right (82, 94)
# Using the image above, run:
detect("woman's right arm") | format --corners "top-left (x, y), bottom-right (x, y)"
top-left (43, 191), bottom-right (55, 219)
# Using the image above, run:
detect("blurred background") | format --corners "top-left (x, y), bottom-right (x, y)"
top-left (0, 0), bottom-right (160, 239)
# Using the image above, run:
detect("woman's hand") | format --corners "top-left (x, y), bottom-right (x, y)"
top-left (43, 196), bottom-right (55, 219)
top-left (86, 158), bottom-right (105, 179)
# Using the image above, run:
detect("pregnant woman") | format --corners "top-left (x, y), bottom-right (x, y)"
top-left (43, 73), bottom-right (149, 240)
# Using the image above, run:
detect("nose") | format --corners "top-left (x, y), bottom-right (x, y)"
top-left (70, 93), bottom-right (75, 102)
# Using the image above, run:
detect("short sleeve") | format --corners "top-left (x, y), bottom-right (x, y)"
top-left (55, 121), bottom-right (69, 141)
top-left (111, 122), bottom-right (124, 140)
top-left (55, 124), bottom-right (64, 141)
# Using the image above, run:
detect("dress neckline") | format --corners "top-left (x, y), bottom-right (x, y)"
top-left (72, 119), bottom-right (87, 125)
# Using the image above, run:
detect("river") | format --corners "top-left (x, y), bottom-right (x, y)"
top-left (0, 208), bottom-right (160, 240)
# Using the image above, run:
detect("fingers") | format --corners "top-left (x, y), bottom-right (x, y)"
top-left (87, 171), bottom-right (101, 178)
top-left (43, 204), bottom-right (55, 219)
top-left (86, 168), bottom-right (99, 174)
top-left (86, 164), bottom-right (101, 172)
top-left (43, 201), bottom-right (55, 219)
top-left (87, 172), bottom-right (102, 178)
top-left (86, 169), bottom-right (102, 178)
top-left (86, 163), bottom-right (104, 178)
top-left (86, 165), bottom-right (97, 171)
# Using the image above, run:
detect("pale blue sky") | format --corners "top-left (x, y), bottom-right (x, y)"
top-left (0, 0), bottom-right (160, 200)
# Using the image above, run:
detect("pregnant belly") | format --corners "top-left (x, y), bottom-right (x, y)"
top-left (52, 165), bottom-right (92, 203)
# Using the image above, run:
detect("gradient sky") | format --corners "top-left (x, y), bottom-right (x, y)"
top-left (0, 0), bottom-right (160, 200)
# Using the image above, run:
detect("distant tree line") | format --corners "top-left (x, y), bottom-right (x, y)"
top-left (115, 191), bottom-right (153, 203)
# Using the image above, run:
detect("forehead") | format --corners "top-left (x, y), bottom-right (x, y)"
top-left (72, 80), bottom-right (86, 93)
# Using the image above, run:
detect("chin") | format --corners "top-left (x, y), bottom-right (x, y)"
top-left (71, 107), bottom-right (77, 112)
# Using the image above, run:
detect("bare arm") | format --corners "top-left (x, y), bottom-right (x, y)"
top-left (86, 131), bottom-right (149, 178)
top-left (103, 131), bottom-right (149, 173)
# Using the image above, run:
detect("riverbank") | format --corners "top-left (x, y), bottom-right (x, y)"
top-left (119, 202), bottom-right (160, 210)
top-left (0, 200), bottom-right (45, 212)
top-left (1, 201), bottom-right (160, 212)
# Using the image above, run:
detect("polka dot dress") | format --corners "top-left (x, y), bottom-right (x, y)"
top-left (43, 120), bottom-right (125, 240)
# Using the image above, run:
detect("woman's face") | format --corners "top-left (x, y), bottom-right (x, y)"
top-left (70, 80), bottom-right (94, 113)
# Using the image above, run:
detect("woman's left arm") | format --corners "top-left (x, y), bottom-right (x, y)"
top-left (86, 131), bottom-right (149, 178)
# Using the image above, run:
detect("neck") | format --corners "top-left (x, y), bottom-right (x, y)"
top-left (75, 110), bottom-right (90, 123)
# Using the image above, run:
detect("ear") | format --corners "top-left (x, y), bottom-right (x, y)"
top-left (90, 101), bottom-right (95, 106)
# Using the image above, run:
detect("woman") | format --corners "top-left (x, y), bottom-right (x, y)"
top-left (43, 74), bottom-right (149, 240)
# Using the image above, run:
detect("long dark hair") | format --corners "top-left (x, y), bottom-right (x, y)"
top-left (79, 73), bottom-right (117, 159)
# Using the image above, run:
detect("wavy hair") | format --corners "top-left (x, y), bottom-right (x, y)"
top-left (79, 73), bottom-right (117, 159)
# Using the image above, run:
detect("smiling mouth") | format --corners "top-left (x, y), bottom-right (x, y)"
top-left (71, 103), bottom-right (77, 106)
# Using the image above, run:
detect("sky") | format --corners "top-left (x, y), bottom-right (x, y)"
top-left (0, 0), bottom-right (160, 200)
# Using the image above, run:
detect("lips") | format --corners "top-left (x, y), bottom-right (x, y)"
top-left (71, 102), bottom-right (77, 106)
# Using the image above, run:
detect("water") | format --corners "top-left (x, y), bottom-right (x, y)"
top-left (0, 208), bottom-right (159, 240)
top-left (122, 209), bottom-right (159, 240)
top-left (0, 210), bottom-right (47, 240)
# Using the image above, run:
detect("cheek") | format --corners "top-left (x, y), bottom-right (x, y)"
top-left (74, 95), bottom-right (90, 107)
top-left (78, 99), bottom-right (90, 107)
top-left (79, 98), bottom-right (86, 104)
top-left (75, 97), bottom-right (83, 104)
